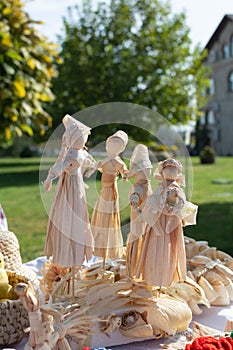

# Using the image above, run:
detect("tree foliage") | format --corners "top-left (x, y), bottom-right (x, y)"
top-left (50, 0), bottom-right (209, 141)
top-left (0, 0), bottom-right (61, 145)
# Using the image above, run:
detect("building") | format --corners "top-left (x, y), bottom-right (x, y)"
top-left (196, 15), bottom-right (233, 156)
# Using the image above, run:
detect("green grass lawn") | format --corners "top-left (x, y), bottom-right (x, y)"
top-left (0, 156), bottom-right (232, 262)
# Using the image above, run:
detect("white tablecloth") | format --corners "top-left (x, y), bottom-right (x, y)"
top-left (3, 257), bottom-right (233, 350)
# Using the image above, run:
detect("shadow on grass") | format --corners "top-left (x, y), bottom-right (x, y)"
top-left (0, 170), bottom-right (48, 187)
top-left (184, 202), bottom-right (233, 255)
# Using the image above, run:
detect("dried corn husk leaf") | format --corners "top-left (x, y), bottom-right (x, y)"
top-left (134, 295), bottom-right (192, 336)
top-left (214, 263), bottom-right (233, 280)
top-left (211, 280), bottom-right (230, 306)
top-left (192, 321), bottom-right (223, 338)
top-left (197, 276), bottom-right (217, 303)
top-left (217, 250), bottom-right (233, 262)
top-left (197, 247), bottom-right (217, 260)
top-left (86, 281), bottom-right (132, 305)
top-left (224, 318), bottom-right (233, 332)
top-left (119, 310), bottom-right (153, 338)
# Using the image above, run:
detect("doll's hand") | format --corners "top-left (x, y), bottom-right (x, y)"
top-left (122, 171), bottom-right (127, 182)
top-left (43, 178), bottom-right (52, 192)
top-left (85, 168), bottom-right (95, 178)
top-left (130, 193), bottom-right (139, 209)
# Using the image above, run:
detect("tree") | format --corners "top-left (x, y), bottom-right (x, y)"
top-left (50, 0), bottom-right (209, 142)
top-left (0, 0), bottom-right (61, 145)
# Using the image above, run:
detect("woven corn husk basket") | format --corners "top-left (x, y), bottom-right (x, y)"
top-left (0, 230), bottom-right (38, 345)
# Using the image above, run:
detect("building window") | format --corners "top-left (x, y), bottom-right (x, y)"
top-left (223, 44), bottom-right (229, 59)
top-left (206, 76), bottom-right (215, 95)
top-left (209, 77), bottom-right (215, 95)
top-left (199, 113), bottom-right (205, 125)
top-left (229, 72), bottom-right (233, 91)
top-left (231, 35), bottom-right (233, 56)
top-left (209, 50), bottom-right (216, 62)
top-left (207, 110), bottom-right (215, 125)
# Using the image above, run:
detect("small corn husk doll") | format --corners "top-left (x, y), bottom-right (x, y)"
top-left (125, 144), bottom-right (153, 277)
top-left (89, 131), bottom-right (128, 264)
top-left (136, 158), bottom-right (198, 287)
top-left (43, 114), bottom-right (96, 268)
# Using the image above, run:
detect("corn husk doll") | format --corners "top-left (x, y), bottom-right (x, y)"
top-left (86, 131), bottom-right (128, 266)
top-left (136, 158), bottom-right (198, 287)
top-left (43, 114), bottom-right (96, 268)
top-left (125, 144), bottom-right (153, 277)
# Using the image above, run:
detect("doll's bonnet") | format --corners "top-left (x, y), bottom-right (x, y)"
top-left (62, 114), bottom-right (91, 149)
top-left (106, 130), bottom-right (128, 153)
top-left (128, 144), bottom-right (152, 177)
top-left (154, 158), bottom-right (185, 185)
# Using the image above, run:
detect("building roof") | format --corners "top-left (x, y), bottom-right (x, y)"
top-left (205, 14), bottom-right (233, 50)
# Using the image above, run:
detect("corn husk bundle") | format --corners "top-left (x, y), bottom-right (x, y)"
top-left (14, 282), bottom-right (103, 350)
top-left (66, 276), bottom-right (192, 339)
top-left (185, 236), bottom-right (233, 306)
top-left (43, 267), bottom-right (192, 340)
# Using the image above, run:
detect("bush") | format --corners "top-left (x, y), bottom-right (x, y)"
top-left (200, 146), bottom-right (215, 164)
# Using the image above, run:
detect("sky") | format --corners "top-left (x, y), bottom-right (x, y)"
top-left (24, 0), bottom-right (233, 48)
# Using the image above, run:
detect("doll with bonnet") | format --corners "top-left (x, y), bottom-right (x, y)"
top-left (125, 144), bottom-right (153, 277)
top-left (43, 114), bottom-right (96, 268)
top-left (86, 130), bottom-right (128, 266)
top-left (135, 158), bottom-right (198, 287)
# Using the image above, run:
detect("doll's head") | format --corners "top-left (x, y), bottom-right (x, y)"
top-left (162, 166), bottom-right (179, 181)
top-left (106, 130), bottom-right (128, 157)
top-left (155, 158), bottom-right (185, 185)
top-left (62, 114), bottom-right (91, 150)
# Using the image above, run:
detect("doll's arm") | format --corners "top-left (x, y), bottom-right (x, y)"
top-left (83, 151), bottom-right (97, 169)
top-left (119, 161), bottom-right (128, 181)
top-left (43, 156), bottom-right (75, 192)
top-left (129, 184), bottom-right (144, 210)
top-left (84, 159), bottom-right (100, 178)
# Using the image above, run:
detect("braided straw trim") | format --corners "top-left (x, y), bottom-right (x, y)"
top-left (0, 231), bottom-right (22, 271)
top-left (0, 272), bottom-right (30, 345)
top-left (0, 299), bottom-right (29, 345)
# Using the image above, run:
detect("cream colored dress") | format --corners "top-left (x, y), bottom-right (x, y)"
top-left (45, 148), bottom-right (95, 267)
top-left (136, 180), bottom-right (197, 287)
top-left (91, 157), bottom-right (127, 259)
top-left (126, 179), bottom-right (152, 277)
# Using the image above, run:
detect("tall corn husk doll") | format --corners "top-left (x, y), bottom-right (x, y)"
top-left (136, 158), bottom-right (198, 287)
top-left (86, 131), bottom-right (128, 267)
top-left (126, 144), bottom-right (153, 277)
top-left (43, 114), bottom-right (96, 268)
